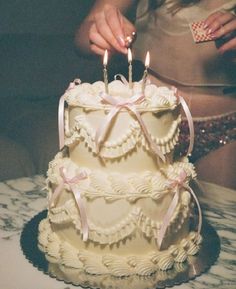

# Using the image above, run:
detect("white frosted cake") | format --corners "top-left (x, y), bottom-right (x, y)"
top-left (38, 79), bottom-right (202, 277)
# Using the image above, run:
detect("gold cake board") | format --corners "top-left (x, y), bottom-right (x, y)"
top-left (20, 210), bottom-right (220, 289)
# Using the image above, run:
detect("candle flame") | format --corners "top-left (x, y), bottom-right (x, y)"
top-left (128, 48), bottom-right (132, 63)
top-left (103, 49), bottom-right (108, 66)
top-left (145, 51), bottom-right (150, 68)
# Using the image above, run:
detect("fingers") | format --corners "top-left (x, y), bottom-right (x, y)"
top-left (88, 4), bottom-right (136, 56)
top-left (204, 11), bottom-right (236, 35)
top-left (204, 11), bottom-right (236, 53)
top-left (90, 44), bottom-right (107, 56)
top-left (218, 36), bottom-right (236, 54)
top-left (204, 11), bottom-right (230, 31)
top-left (104, 5), bottom-right (126, 47)
top-left (94, 10), bottom-right (127, 54)
top-left (89, 23), bottom-right (113, 53)
top-left (103, 4), bottom-right (136, 49)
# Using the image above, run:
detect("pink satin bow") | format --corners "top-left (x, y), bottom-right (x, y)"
top-left (58, 79), bottom-right (81, 150)
top-left (95, 92), bottom-right (166, 162)
top-left (157, 169), bottom-right (202, 249)
top-left (172, 87), bottom-right (194, 157)
top-left (50, 166), bottom-right (89, 242)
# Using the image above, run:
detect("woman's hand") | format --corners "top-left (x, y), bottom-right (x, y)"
top-left (204, 10), bottom-right (236, 54)
top-left (88, 4), bottom-right (136, 56)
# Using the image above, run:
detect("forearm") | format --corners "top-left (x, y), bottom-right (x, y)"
top-left (75, 0), bottom-right (135, 55)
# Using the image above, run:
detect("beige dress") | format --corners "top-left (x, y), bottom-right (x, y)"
top-left (134, 0), bottom-right (236, 87)
top-left (133, 0), bottom-right (236, 187)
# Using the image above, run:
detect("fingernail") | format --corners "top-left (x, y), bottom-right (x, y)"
top-left (203, 22), bottom-right (208, 29)
top-left (117, 35), bottom-right (125, 47)
top-left (210, 33), bottom-right (217, 39)
top-left (207, 28), bottom-right (212, 35)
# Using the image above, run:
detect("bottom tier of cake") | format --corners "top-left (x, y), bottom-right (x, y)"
top-left (38, 217), bottom-right (202, 276)
top-left (38, 154), bottom-right (202, 277)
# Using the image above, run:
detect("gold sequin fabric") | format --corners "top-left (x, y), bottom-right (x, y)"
top-left (177, 111), bottom-right (236, 162)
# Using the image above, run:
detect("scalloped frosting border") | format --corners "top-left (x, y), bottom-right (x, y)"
top-left (63, 80), bottom-right (178, 111)
top-left (45, 154), bottom-right (196, 245)
top-left (48, 262), bottom-right (192, 289)
top-left (64, 113), bottom-right (181, 158)
top-left (38, 218), bottom-right (202, 277)
top-left (47, 196), bottom-right (191, 244)
top-left (47, 153), bottom-right (196, 202)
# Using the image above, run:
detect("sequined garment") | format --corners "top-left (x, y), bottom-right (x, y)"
top-left (177, 111), bottom-right (236, 163)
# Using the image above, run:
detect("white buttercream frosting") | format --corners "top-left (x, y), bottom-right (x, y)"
top-left (44, 153), bottom-right (195, 246)
top-left (64, 113), bottom-right (181, 158)
top-left (64, 80), bottom-right (177, 110)
top-left (39, 218), bottom-right (202, 276)
top-left (38, 78), bottom-right (202, 277)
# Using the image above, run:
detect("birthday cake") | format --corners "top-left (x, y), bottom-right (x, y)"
top-left (38, 78), bottom-right (202, 277)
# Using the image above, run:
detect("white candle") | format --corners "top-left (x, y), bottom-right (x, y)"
top-left (142, 51), bottom-right (150, 93)
top-left (128, 48), bottom-right (133, 89)
top-left (103, 49), bottom-right (109, 93)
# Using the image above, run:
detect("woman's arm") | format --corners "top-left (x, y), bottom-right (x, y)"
top-left (75, 0), bottom-right (136, 56)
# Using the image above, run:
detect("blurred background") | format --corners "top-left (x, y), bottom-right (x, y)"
top-left (0, 0), bottom-right (141, 181)
top-left (0, 0), bottom-right (99, 181)
top-left (0, 0), bottom-right (99, 99)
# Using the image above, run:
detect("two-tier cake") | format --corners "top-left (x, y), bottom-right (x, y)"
top-left (38, 79), bottom-right (202, 277)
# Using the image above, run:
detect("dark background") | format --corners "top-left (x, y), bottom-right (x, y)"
top-left (0, 0), bottom-right (99, 100)
top-left (0, 1), bottom-right (142, 181)
top-left (0, 1), bottom-right (101, 180)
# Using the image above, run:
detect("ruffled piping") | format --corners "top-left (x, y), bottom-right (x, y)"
top-left (64, 114), bottom-right (181, 158)
top-left (48, 198), bottom-right (190, 245)
top-left (38, 218), bottom-right (202, 277)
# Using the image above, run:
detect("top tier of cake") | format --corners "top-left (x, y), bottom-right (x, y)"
top-left (63, 80), bottom-right (181, 173)
top-left (64, 80), bottom-right (178, 110)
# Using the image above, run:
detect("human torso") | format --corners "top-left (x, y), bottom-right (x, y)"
top-left (134, 0), bottom-right (236, 87)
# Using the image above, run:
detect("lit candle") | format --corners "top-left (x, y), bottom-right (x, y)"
top-left (142, 51), bottom-right (150, 93)
top-left (103, 49), bottom-right (109, 93)
top-left (128, 48), bottom-right (133, 89)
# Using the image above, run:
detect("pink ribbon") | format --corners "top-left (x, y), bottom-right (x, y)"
top-left (114, 74), bottom-right (129, 85)
top-left (95, 93), bottom-right (166, 162)
top-left (58, 79), bottom-right (81, 150)
top-left (50, 166), bottom-right (89, 241)
top-left (58, 94), bottom-right (65, 150)
top-left (157, 169), bottom-right (202, 249)
top-left (172, 87), bottom-right (194, 157)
